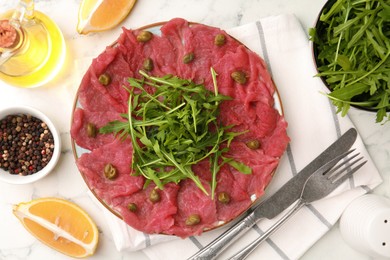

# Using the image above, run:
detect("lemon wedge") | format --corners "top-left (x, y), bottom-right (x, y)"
top-left (13, 197), bottom-right (99, 258)
top-left (77, 0), bottom-right (137, 34)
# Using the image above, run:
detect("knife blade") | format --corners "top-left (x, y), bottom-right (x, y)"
top-left (188, 128), bottom-right (357, 260)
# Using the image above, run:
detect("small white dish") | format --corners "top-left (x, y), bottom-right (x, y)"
top-left (0, 105), bottom-right (61, 184)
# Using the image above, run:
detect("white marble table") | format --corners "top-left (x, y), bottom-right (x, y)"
top-left (0, 0), bottom-right (389, 259)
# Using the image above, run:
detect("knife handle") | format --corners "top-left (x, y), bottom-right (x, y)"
top-left (188, 211), bottom-right (258, 260)
top-left (227, 199), bottom-right (305, 260)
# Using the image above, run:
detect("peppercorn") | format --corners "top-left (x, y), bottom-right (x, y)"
top-left (0, 114), bottom-right (55, 176)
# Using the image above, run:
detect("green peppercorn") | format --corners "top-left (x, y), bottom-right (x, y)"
top-left (127, 203), bottom-right (137, 212)
top-left (87, 122), bottom-right (97, 138)
top-left (143, 58), bottom-right (154, 71)
top-left (104, 163), bottom-right (117, 180)
top-left (185, 214), bottom-right (201, 226)
top-left (231, 71), bottom-right (247, 84)
top-left (183, 52), bottom-right (194, 64)
top-left (149, 189), bottom-right (161, 203)
top-left (137, 31), bottom-right (153, 42)
top-left (246, 140), bottom-right (260, 150)
top-left (98, 73), bottom-right (111, 86)
top-left (214, 34), bottom-right (226, 46)
top-left (218, 192), bottom-right (230, 204)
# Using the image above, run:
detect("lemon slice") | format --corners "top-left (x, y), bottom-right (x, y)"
top-left (77, 0), bottom-right (137, 34)
top-left (13, 197), bottom-right (99, 258)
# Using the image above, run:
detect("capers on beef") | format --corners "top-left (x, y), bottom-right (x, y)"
top-left (104, 163), bottom-right (117, 180)
top-left (218, 192), bottom-right (230, 204)
top-left (87, 122), bottom-right (97, 138)
top-left (149, 189), bottom-right (161, 203)
top-left (137, 31), bottom-right (153, 42)
top-left (214, 34), bottom-right (226, 46)
top-left (143, 58), bottom-right (154, 71)
top-left (98, 73), bottom-right (111, 86)
top-left (183, 52), bottom-right (194, 64)
top-left (246, 140), bottom-right (260, 150)
top-left (185, 214), bottom-right (201, 226)
top-left (231, 71), bottom-right (247, 84)
top-left (127, 203), bottom-right (137, 212)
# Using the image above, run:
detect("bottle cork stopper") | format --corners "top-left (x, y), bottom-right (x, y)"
top-left (0, 20), bottom-right (18, 48)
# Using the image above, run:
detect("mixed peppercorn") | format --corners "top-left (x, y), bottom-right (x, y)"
top-left (0, 114), bottom-right (55, 176)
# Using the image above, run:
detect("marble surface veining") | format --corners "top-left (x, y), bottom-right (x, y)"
top-left (0, 0), bottom-right (389, 259)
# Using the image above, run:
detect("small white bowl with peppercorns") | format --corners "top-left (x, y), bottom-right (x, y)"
top-left (0, 106), bottom-right (61, 184)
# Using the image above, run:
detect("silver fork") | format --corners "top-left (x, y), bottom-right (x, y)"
top-left (227, 150), bottom-right (366, 260)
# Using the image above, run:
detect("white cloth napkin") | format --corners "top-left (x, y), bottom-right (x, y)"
top-left (81, 14), bottom-right (383, 260)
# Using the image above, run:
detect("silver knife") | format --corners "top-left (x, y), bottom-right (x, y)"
top-left (188, 128), bottom-right (357, 260)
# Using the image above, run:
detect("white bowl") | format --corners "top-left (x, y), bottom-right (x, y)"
top-left (0, 106), bottom-right (61, 184)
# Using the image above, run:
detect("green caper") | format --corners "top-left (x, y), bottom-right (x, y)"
top-left (214, 34), bottom-right (226, 46)
top-left (143, 58), bottom-right (154, 71)
top-left (183, 52), bottom-right (194, 64)
top-left (231, 71), bottom-right (247, 84)
top-left (87, 122), bottom-right (97, 138)
top-left (104, 163), bottom-right (117, 180)
top-left (98, 73), bottom-right (111, 86)
top-left (127, 203), bottom-right (137, 212)
top-left (137, 31), bottom-right (153, 42)
top-left (246, 140), bottom-right (260, 150)
top-left (185, 214), bottom-right (201, 226)
top-left (218, 192), bottom-right (230, 204)
top-left (149, 189), bottom-right (161, 203)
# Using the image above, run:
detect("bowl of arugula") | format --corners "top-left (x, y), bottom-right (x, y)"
top-left (310, 0), bottom-right (390, 123)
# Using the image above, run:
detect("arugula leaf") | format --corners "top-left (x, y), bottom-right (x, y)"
top-left (328, 82), bottom-right (369, 100)
top-left (227, 160), bottom-right (252, 175)
top-left (99, 69), bottom-right (250, 197)
top-left (311, 0), bottom-right (390, 123)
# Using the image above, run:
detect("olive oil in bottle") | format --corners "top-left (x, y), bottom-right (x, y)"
top-left (0, 1), bottom-right (66, 88)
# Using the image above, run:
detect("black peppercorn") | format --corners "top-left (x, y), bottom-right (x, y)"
top-left (0, 114), bottom-right (55, 176)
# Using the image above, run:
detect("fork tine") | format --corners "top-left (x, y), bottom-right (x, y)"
top-left (318, 149), bottom-right (355, 176)
top-left (328, 155), bottom-right (363, 181)
top-left (325, 152), bottom-right (360, 178)
top-left (330, 158), bottom-right (367, 185)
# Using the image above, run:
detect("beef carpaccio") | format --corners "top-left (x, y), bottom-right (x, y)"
top-left (71, 18), bottom-right (289, 238)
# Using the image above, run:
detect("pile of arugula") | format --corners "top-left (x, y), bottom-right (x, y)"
top-left (310, 0), bottom-right (390, 123)
top-left (100, 69), bottom-right (251, 198)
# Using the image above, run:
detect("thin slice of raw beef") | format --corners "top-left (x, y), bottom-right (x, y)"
top-left (77, 139), bottom-right (144, 206)
top-left (72, 18), bottom-right (290, 238)
top-left (71, 108), bottom-right (125, 151)
top-left (114, 183), bottom-right (179, 234)
top-left (166, 179), bottom-right (217, 237)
